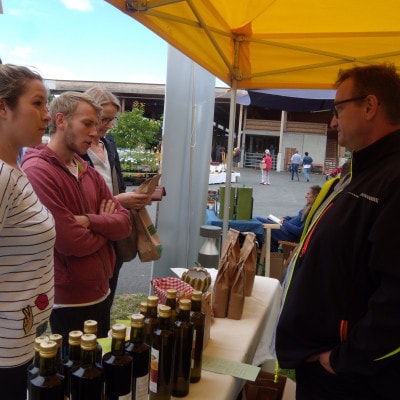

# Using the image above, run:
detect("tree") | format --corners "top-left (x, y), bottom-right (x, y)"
top-left (108, 102), bottom-right (162, 149)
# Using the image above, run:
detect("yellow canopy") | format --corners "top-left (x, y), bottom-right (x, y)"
top-left (106, 0), bottom-right (400, 89)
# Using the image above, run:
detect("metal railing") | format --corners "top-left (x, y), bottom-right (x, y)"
top-left (244, 152), bottom-right (277, 170)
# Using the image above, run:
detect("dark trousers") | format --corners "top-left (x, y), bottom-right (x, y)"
top-left (0, 359), bottom-right (32, 400)
top-left (296, 362), bottom-right (380, 400)
top-left (103, 259), bottom-right (124, 333)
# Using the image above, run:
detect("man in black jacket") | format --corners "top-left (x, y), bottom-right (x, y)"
top-left (276, 64), bottom-right (400, 399)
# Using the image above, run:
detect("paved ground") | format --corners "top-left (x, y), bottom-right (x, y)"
top-left (115, 168), bottom-right (326, 295)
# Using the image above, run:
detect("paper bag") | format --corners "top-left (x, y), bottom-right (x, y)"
top-left (114, 210), bottom-right (138, 262)
top-left (227, 264), bottom-right (245, 320)
top-left (240, 232), bottom-right (257, 296)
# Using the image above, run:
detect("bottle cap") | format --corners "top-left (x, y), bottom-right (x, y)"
top-left (84, 320), bottom-right (98, 334)
top-left (158, 305), bottom-right (171, 318)
top-left (68, 330), bottom-right (83, 345)
top-left (81, 333), bottom-right (97, 350)
top-left (147, 296), bottom-right (159, 306)
top-left (49, 333), bottom-right (63, 349)
top-left (179, 298), bottom-right (191, 310)
top-left (39, 340), bottom-right (57, 358)
top-left (111, 323), bottom-right (126, 339)
top-left (131, 313), bottom-right (145, 328)
top-left (166, 289), bottom-right (177, 299)
top-left (139, 301), bottom-right (147, 314)
top-left (34, 335), bottom-right (48, 352)
top-left (192, 290), bottom-right (203, 301)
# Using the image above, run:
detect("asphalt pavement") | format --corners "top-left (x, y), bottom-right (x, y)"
top-left (115, 168), bottom-right (326, 295)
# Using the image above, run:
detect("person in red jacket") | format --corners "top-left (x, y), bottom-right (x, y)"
top-left (260, 149), bottom-right (272, 185)
top-left (22, 91), bottom-right (131, 342)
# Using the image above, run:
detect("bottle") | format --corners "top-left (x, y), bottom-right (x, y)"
top-left (125, 314), bottom-right (150, 400)
top-left (165, 289), bottom-right (177, 323)
top-left (83, 320), bottom-right (102, 364)
top-left (70, 333), bottom-right (104, 400)
top-left (62, 330), bottom-right (83, 400)
top-left (190, 290), bottom-right (205, 383)
top-left (103, 324), bottom-right (133, 400)
top-left (28, 340), bottom-right (65, 400)
top-left (144, 295), bottom-right (159, 346)
top-left (172, 299), bottom-right (194, 397)
top-left (139, 301), bottom-right (148, 317)
top-left (27, 335), bottom-right (48, 380)
top-left (149, 305), bottom-right (175, 400)
top-left (49, 333), bottom-right (63, 374)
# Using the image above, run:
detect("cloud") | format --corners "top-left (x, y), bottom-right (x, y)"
top-left (125, 73), bottom-right (166, 84)
top-left (34, 63), bottom-right (77, 80)
top-left (10, 46), bottom-right (33, 59)
top-left (60, 0), bottom-right (93, 11)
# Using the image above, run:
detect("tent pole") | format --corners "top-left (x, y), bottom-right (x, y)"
top-left (236, 104), bottom-right (243, 149)
top-left (276, 110), bottom-right (287, 172)
top-left (222, 80), bottom-right (237, 240)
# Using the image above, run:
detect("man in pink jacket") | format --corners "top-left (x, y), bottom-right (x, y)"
top-left (22, 91), bottom-right (131, 340)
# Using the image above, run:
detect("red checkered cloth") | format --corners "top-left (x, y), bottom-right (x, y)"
top-left (151, 277), bottom-right (194, 305)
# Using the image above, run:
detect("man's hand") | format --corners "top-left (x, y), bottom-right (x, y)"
top-left (99, 199), bottom-right (117, 215)
top-left (74, 215), bottom-right (90, 228)
top-left (306, 350), bottom-right (335, 374)
top-left (116, 192), bottom-right (152, 210)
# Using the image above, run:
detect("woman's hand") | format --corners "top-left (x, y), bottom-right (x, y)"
top-left (115, 192), bottom-right (152, 210)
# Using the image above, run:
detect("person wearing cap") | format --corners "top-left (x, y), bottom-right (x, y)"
top-left (260, 149), bottom-right (272, 185)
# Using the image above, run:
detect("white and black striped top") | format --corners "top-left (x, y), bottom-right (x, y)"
top-left (0, 161), bottom-right (55, 367)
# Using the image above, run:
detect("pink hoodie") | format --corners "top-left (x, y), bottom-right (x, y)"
top-left (22, 145), bottom-right (131, 304)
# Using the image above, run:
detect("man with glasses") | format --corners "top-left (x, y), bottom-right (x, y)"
top-left (276, 64), bottom-right (400, 399)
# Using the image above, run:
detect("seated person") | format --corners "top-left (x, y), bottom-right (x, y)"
top-left (256, 185), bottom-right (321, 251)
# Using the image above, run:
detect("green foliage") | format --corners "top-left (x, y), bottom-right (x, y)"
top-left (109, 102), bottom-right (162, 149)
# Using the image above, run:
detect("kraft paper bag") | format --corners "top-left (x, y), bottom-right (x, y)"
top-left (213, 229), bottom-right (240, 318)
top-left (240, 232), bottom-right (257, 296)
top-left (227, 265), bottom-right (245, 320)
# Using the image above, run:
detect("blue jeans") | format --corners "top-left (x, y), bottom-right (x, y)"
top-left (303, 167), bottom-right (310, 181)
top-left (291, 163), bottom-right (299, 180)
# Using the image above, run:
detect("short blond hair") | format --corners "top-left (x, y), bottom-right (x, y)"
top-left (49, 91), bottom-right (102, 135)
top-left (85, 87), bottom-right (121, 111)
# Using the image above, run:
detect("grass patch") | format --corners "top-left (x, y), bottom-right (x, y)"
top-left (110, 293), bottom-right (148, 325)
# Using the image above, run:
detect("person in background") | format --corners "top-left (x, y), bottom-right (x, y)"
top-left (290, 150), bottom-right (301, 181)
top-left (0, 64), bottom-right (56, 400)
top-left (302, 151), bottom-right (313, 182)
top-left (276, 64), bottom-right (400, 399)
top-left (256, 185), bottom-right (321, 250)
top-left (232, 146), bottom-right (241, 167)
top-left (84, 87), bottom-right (151, 332)
top-left (22, 92), bottom-right (131, 343)
top-left (260, 149), bottom-right (272, 185)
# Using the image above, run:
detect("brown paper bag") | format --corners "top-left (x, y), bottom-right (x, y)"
top-left (240, 232), bottom-right (257, 296)
top-left (213, 229), bottom-right (240, 318)
top-left (227, 265), bottom-right (245, 320)
top-left (201, 291), bottom-right (212, 349)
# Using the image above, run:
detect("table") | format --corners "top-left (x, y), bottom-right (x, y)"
top-left (208, 172), bottom-right (240, 184)
top-left (205, 209), bottom-right (265, 245)
top-left (173, 276), bottom-right (282, 400)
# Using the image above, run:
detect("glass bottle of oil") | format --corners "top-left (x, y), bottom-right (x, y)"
top-left (139, 301), bottom-right (148, 317)
top-left (28, 340), bottom-right (65, 400)
top-left (62, 330), bottom-right (83, 400)
top-left (165, 289), bottom-right (177, 323)
top-left (70, 333), bottom-right (104, 400)
top-left (144, 296), bottom-right (159, 346)
top-left (172, 299), bottom-right (194, 397)
top-left (83, 320), bottom-right (102, 364)
top-left (27, 335), bottom-right (48, 381)
top-left (149, 305), bottom-right (175, 400)
top-left (190, 290), bottom-right (205, 383)
top-left (126, 314), bottom-right (150, 400)
top-left (49, 333), bottom-right (63, 374)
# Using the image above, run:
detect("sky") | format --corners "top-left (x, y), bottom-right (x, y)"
top-left (0, 0), bottom-right (169, 83)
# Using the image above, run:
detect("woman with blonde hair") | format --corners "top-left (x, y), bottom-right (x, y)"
top-left (0, 64), bottom-right (55, 399)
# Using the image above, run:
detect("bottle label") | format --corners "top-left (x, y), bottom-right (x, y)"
top-left (191, 329), bottom-right (197, 368)
top-left (135, 373), bottom-right (149, 400)
top-left (149, 347), bottom-right (159, 393)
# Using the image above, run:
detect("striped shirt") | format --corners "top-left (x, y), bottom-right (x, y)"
top-left (0, 162), bottom-right (55, 367)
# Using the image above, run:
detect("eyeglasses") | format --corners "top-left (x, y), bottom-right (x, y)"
top-left (100, 117), bottom-right (117, 125)
top-left (332, 95), bottom-right (367, 118)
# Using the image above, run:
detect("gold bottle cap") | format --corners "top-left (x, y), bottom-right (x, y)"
top-left (84, 320), bottom-right (98, 334)
top-left (147, 296), bottom-right (159, 307)
top-left (166, 289), bottom-right (177, 299)
top-left (81, 333), bottom-right (97, 350)
top-left (34, 335), bottom-right (48, 352)
top-left (39, 340), bottom-right (57, 358)
top-left (179, 298), bottom-right (191, 310)
top-left (158, 305), bottom-right (171, 318)
top-left (49, 333), bottom-right (63, 348)
top-left (192, 290), bottom-right (202, 301)
top-left (139, 301), bottom-right (147, 314)
top-left (131, 313), bottom-right (145, 328)
top-left (69, 330), bottom-right (83, 345)
top-left (111, 323), bottom-right (127, 339)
